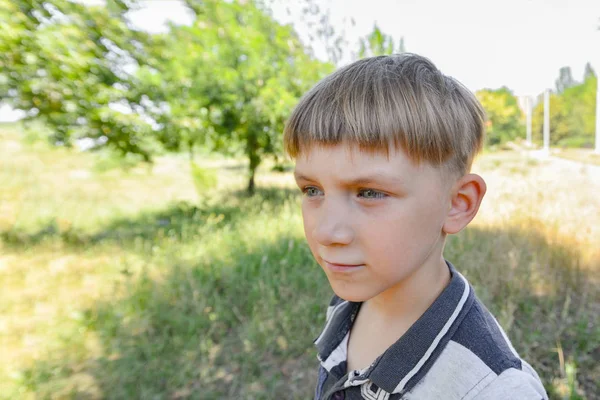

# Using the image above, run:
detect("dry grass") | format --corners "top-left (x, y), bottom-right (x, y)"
top-left (0, 126), bottom-right (598, 399)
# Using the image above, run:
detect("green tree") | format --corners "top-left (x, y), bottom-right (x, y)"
top-left (584, 62), bottom-right (596, 80)
top-left (475, 87), bottom-right (523, 146)
top-left (532, 69), bottom-right (597, 148)
top-left (0, 0), bottom-right (163, 160)
top-left (1, 0), bottom-right (331, 194)
top-left (358, 24), bottom-right (405, 58)
top-left (555, 66), bottom-right (577, 94)
top-left (531, 92), bottom-right (571, 146)
top-left (150, 0), bottom-right (331, 194)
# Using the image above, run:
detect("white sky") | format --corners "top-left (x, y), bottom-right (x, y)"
top-left (128, 0), bottom-right (600, 96)
top-left (323, 0), bottom-right (600, 96)
top-left (2, 0), bottom-right (599, 121)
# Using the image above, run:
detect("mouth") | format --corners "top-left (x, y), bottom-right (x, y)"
top-left (322, 259), bottom-right (365, 273)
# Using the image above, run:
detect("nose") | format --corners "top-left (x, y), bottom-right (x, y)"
top-left (312, 199), bottom-right (355, 246)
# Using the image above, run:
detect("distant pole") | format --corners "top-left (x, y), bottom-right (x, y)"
top-left (526, 96), bottom-right (532, 146)
top-left (543, 89), bottom-right (550, 154)
top-left (595, 77), bottom-right (600, 154)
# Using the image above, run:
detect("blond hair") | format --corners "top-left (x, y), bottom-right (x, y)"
top-left (283, 53), bottom-right (486, 175)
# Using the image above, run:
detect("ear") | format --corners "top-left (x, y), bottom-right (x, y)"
top-left (442, 174), bottom-right (486, 235)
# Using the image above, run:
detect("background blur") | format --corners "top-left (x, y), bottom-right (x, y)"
top-left (1, 0), bottom-right (599, 399)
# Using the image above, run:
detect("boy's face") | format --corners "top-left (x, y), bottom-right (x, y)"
top-left (294, 143), bottom-right (454, 302)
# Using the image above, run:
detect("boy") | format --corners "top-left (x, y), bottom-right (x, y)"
top-left (283, 54), bottom-right (547, 400)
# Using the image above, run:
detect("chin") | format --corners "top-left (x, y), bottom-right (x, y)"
top-left (330, 284), bottom-right (375, 303)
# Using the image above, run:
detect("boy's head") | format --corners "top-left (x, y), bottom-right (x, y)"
top-left (284, 53), bottom-right (485, 177)
top-left (284, 54), bottom-right (487, 302)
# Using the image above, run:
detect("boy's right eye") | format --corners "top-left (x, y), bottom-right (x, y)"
top-left (302, 186), bottom-right (323, 197)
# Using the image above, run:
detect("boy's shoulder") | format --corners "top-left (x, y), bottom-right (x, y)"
top-left (405, 293), bottom-right (547, 399)
top-left (313, 263), bottom-right (548, 400)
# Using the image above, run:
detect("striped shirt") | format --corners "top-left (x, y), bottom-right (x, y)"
top-left (313, 262), bottom-right (548, 400)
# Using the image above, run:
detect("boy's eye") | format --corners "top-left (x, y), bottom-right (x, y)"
top-left (302, 186), bottom-right (323, 197)
top-left (358, 189), bottom-right (387, 199)
top-left (300, 187), bottom-right (386, 199)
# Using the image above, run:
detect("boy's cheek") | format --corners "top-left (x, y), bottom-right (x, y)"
top-left (300, 210), bottom-right (316, 240)
top-left (304, 235), bottom-right (320, 262)
top-left (303, 232), bottom-right (325, 268)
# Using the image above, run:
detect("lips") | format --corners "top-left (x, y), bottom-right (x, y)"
top-left (322, 259), bottom-right (365, 272)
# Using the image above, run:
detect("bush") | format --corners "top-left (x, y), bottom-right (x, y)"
top-left (191, 162), bottom-right (218, 193)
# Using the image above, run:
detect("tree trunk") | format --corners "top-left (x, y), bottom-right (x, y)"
top-left (188, 139), bottom-right (195, 162)
top-left (246, 133), bottom-right (260, 196)
top-left (247, 155), bottom-right (260, 195)
top-left (247, 170), bottom-right (256, 195)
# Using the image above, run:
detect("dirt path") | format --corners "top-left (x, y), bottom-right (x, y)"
top-left (527, 150), bottom-right (600, 185)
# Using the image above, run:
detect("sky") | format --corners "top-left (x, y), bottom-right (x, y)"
top-left (2, 0), bottom-right (599, 121)
top-left (127, 0), bottom-right (600, 96)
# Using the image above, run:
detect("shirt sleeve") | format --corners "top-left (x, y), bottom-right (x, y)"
top-left (473, 367), bottom-right (548, 400)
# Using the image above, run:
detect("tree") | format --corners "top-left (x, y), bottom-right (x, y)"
top-left (531, 72), bottom-right (597, 148)
top-left (555, 66), bottom-right (577, 94)
top-left (1, 0), bottom-right (332, 194)
top-left (584, 62), bottom-right (596, 80)
top-left (358, 24), bottom-right (405, 58)
top-left (531, 92), bottom-right (570, 145)
top-left (152, 0), bottom-right (332, 194)
top-left (559, 74), bottom-right (597, 147)
top-left (0, 0), bottom-right (163, 161)
top-left (475, 87), bottom-right (523, 146)
top-left (266, 0), bottom-right (355, 65)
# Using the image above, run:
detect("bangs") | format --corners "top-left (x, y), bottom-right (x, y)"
top-left (283, 54), bottom-right (485, 174)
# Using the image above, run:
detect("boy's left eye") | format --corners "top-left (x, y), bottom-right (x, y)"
top-left (358, 189), bottom-right (387, 199)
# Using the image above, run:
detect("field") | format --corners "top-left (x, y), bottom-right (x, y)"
top-left (1, 124), bottom-right (599, 399)
top-left (553, 148), bottom-right (600, 167)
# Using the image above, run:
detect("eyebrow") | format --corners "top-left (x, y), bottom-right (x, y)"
top-left (293, 171), bottom-right (405, 187)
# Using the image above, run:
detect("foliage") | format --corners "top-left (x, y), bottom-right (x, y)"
top-left (476, 87), bottom-right (524, 146)
top-left (190, 162), bottom-right (218, 194)
top-left (150, 0), bottom-right (332, 193)
top-left (555, 66), bottom-right (577, 94)
top-left (1, 0), bottom-right (332, 194)
top-left (0, 0), bottom-right (164, 160)
top-left (285, 0), bottom-right (351, 64)
top-left (532, 70), bottom-right (597, 148)
top-left (358, 23), bottom-right (405, 58)
top-left (583, 62), bottom-right (596, 80)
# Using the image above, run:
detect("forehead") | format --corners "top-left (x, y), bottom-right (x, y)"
top-left (294, 143), bottom-right (426, 183)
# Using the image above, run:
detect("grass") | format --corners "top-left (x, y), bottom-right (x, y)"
top-left (1, 124), bottom-right (599, 399)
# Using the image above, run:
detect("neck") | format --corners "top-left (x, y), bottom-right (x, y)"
top-left (364, 255), bottom-right (451, 324)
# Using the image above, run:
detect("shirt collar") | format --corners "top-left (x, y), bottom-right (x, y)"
top-left (314, 261), bottom-right (475, 395)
